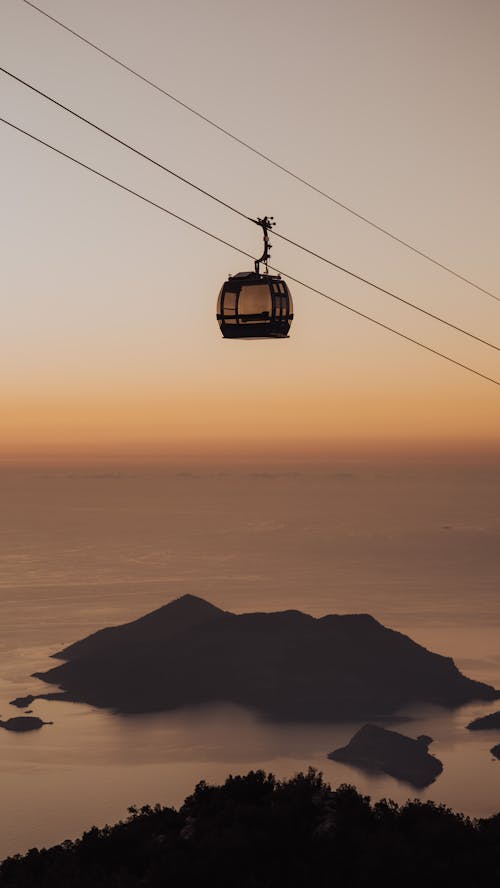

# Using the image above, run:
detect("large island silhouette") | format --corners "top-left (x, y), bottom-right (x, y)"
top-left (33, 595), bottom-right (498, 720)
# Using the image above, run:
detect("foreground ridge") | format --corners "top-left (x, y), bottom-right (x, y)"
top-left (1, 769), bottom-right (499, 886)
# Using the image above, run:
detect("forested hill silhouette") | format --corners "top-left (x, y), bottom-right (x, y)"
top-left (33, 595), bottom-right (497, 720)
top-left (2, 770), bottom-right (500, 887)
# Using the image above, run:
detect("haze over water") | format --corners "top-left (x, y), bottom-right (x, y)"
top-left (1, 459), bottom-right (499, 860)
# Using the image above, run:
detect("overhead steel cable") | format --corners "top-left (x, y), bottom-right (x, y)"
top-left (0, 117), bottom-right (254, 261)
top-left (2, 64), bottom-right (499, 356)
top-left (1, 115), bottom-right (499, 389)
top-left (271, 229), bottom-right (500, 354)
top-left (0, 66), bottom-right (251, 225)
top-left (20, 0), bottom-right (500, 305)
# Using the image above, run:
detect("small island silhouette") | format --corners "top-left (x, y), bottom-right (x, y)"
top-left (9, 695), bottom-right (36, 709)
top-left (0, 717), bottom-right (50, 733)
top-left (328, 723), bottom-right (443, 787)
top-left (30, 594), bottom-right (498, 721)
top-left (467, 710), bottom-right (500, 731)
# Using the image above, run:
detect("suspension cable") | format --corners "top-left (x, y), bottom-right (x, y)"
top-left (1, 65), bottom-right (498, 355)
top-left (1, 114), bottom-right (499, 388)
top-left (19, 0), bottom-right (500, 305)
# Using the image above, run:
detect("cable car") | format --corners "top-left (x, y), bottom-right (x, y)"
top-left (217, 216), bottom-right (293, 339)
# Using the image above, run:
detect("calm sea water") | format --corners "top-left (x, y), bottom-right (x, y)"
top-left (1, 463), bottom-right (499, 860)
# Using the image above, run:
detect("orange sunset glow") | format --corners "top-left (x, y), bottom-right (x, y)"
top-left (1, 0), bottom-right (499, 463)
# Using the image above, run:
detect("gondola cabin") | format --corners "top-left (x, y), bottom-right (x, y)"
top-left (217, 271), bottom-right (293, 338)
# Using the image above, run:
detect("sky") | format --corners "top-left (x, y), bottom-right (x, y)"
top-left (1, 0), bottom-right (499, 462)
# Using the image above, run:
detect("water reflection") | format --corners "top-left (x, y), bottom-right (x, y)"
top-left (1, 689), bottom-right (499, 860)
top-left (1, 466), bottom-right (499, 859)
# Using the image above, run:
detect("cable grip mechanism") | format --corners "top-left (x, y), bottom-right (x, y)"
top-left (254, 215), bottom-right (275, 274)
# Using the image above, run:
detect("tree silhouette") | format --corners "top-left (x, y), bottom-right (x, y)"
top-left (1, 770), bottom-right (499, 886)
